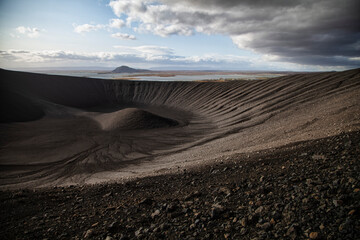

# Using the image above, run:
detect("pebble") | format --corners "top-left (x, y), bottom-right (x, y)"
top-left (260, 222), bottom-right (271, 230)
top-left (240, 218), bottom-right (247, 227)
top-left (151, 209), bottom-right (160, 218)
top-left (219, 187), bottom-right (231, 196)
top-left (333, 199), bottom-right (343, 207)
top-left (84, 229), bottom-right (94, 238)
top-left (211, 204), bottom-right (224, 219)
top-left (309, 232), bottom-right (318, 239)
top-left (107, 221), bottom-right (118, 231)
top-left (348, 209), bottom-right (356, 215)
top-left (103, 192), bottom-right (112, 198)
top-left (255, 206), bottom-right (264, 214)
top-left (135, 227), bottom-right (143, 237)
top-left (139, 198), bottom-right (154, 205)
top-left (312, 154), bottom-right (326, 160)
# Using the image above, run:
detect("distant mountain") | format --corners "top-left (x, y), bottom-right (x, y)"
top-left (112, 66), bottom-right (151, 73)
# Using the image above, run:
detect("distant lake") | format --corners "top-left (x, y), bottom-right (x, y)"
top-left (34, 70), bottom-right (286, 81)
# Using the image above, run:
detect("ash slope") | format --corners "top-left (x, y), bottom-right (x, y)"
top-left (0, 69), bottom-right (359, 188)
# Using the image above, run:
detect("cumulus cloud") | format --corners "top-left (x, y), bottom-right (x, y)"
top-left (15, 26), bottom-right (41, 38)
top-left (109, 0), bottom-right (194, 37)
top-left (74, 19), bottom-right (125, 34)
top-left (108, 0), bottom-right (360, 68)
top-left (111, 33), bottom-right (136, 40)
top-left (73, 23), bottom-right (105, 33)
top-left (109, 18), bottom-right (125, 29)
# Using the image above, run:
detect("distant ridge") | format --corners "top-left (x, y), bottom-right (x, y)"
top-left (112, 65), bottom-right (151, 73)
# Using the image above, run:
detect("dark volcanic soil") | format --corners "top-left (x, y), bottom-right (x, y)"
top-left (1, 130), bottom-right (359, 240)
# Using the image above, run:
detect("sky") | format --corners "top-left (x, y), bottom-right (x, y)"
top-left (0, 0), bottom-right (359, 71)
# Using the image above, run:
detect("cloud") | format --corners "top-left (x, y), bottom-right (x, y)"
top-left (109, 0), bottom-right (194, 37)
top-left (15, 26), bottom-right (41, 38)
top-left (73, 23), bottom-right (105, 33)
top-left (0, 48), bottom-right (173, 63)
top-left (74, 19), bottom-right (125, 34)
top-left (0, 48), bottom-right (268, 70)
top-left (109, 18), bottom-right (125, 29)
top-left (113, 45), bottom-right (174, 60)
top-left (111, 33), bottom-right (136, 40)
top-left (108, 0), bottom-right (360, 68)
top-left (3, 47), bottom-right (353, 71)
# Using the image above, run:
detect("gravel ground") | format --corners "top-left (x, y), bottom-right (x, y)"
top-left (1, 130), bottom-right (359, 240)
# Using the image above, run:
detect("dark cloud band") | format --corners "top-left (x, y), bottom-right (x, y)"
top-left (110, 0), bottom-right (360, 68)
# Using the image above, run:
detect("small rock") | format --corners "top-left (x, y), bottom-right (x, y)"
top-left (312, 154), bottom-right (326, 160)
top-left (219, 187), bottom-right (231, 196)
top-left (286, 226), bottom-right (296, 236)
top-left (302, 198), bottom-right (309, 204)
top-left (135, 227), bottom-right (143, 237)
top-left (240, 217), bottom-right (247, 227)
top-left (160, 223), bottom-right (169, 231)
top-left (255, 206), bottom-right (264, 214)
top-left (84, 229), bottom-right (94, 238)
top-left (108, 221), bottom-right (118, 231)
top-left (59, 233), bottom-right (69, 238)
top-left (211, 203), bottom-right (224, 219)
top-left (184, 191), bottom-right (202, 200)
top-left (309, 232), bottom-right (318, 239)
top-left (338, 223), bottom-right (346, 232)
top-left (151, 209), bottom-right (160, 218)
top-left (348, 209), bottom-right (356, 215)
top-left (166, 203), bottom-right (178, 213)
top-left (260, 222), bottom-right (271, 230)
top-left (333, 199), bottom-right (343, 207)
top-left (103, 192), bottom-right (112, 198)
top-left (139, 198), bottom-right (154, 205)
top-left (105, 236), bottom-right (113, 240)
